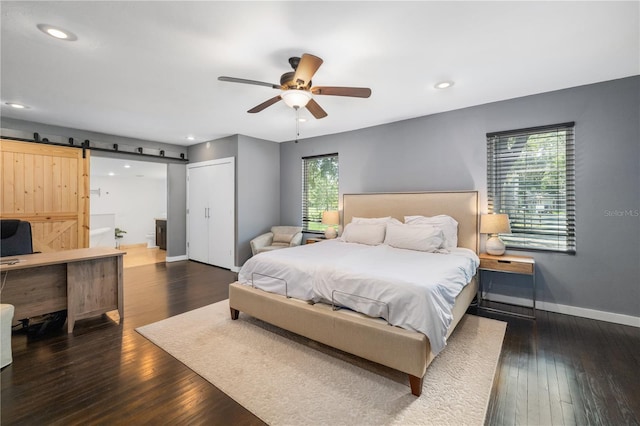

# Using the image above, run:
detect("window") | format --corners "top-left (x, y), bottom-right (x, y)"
top-left (302, 153), bottom-right (339, 233)
top-left (487, 122), bottom-right (575, 253)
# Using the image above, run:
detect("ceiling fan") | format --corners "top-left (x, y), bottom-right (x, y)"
top-left (218, 53), bottom-right (371, 119)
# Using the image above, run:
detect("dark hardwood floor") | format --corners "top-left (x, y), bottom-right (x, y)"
top-left (482, 306), bottom-right (640, 426)
top-left (2, 261), bottom-right (639, 425)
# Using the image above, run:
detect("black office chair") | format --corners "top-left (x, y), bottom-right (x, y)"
top-left (0, 219), bottom-right (67, 335)
top-left (0, 219), bottom-right (34, 257)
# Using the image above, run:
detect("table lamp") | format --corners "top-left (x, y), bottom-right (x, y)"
top-left (321, 210), bottom-right (339, 239)
top-left (480, 213), bottom-right (511, 255)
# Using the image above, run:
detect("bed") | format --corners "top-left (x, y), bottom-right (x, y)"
top-left (229, 191), bottom-right (479, 396)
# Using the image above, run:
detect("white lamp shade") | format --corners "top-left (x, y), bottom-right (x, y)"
top-left (480, 214), bottom-right (511, 234)
top-left (321, 210), bottom-right (339, 225)
top-left (481, 214), bottom-right (510, 255)
top-left (281, 90), bottom-right (312, 108)
top-left (322, 210), bottom-right (339, 239)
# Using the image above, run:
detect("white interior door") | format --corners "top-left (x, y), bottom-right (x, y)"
top-left (187, 158), bottom-right (235, 269)
top-left (208, 160), bottom-right (235, 269)
top-left (187, 164), bottom-right (212, 263)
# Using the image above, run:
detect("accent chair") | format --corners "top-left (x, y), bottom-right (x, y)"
top-left (250, 226), bottom-right (303, 256)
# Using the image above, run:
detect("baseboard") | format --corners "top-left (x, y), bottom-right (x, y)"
top-left (484, 293), bottom-right (640, 327)
top-left (165, 255), bottom-right (188, 263)
top-left (231, 265), bottom-right (240, 273)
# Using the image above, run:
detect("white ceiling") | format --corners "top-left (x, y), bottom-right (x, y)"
top-left (1, 2), bottom-right (638, 146)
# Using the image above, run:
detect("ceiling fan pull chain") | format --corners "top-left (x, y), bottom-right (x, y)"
top-left (295, 107), bottom-right (300, 143)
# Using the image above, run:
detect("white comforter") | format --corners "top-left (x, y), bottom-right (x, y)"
top-left (238, 240), bottom-right (479, 354)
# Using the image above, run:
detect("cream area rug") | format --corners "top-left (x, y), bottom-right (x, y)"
top-left (136, 300), bottom-right (506, 426)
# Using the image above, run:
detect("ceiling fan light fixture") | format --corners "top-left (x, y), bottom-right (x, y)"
top-left (281, 90), bottom-right (312, 109)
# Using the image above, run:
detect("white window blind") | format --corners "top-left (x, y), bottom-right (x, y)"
top-left (487, 122), bottom-right (576, 253)
top-left (302, 153), bottom-right (339, 233)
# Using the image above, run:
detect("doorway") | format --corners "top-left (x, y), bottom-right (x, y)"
top-left (90, 156), bottom-right (168, 267)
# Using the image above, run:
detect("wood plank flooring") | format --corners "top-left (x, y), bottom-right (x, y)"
top-left (120, 244), bottom-right (166, 268)
top-left (1, 260), bottom-right (639, 425)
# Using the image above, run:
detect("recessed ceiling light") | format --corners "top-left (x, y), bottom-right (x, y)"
top-left (6, 102), bottom-right (29, 109)
top-left (124, 164), bottom-right (131, 169)
top-left (298, 117), bottom-right (307, 123)
top-left (186, 136), bottom-right (195, 141)
top-left (434, 81), bottom-right (454, 89)
top-left (108, 172), bottom-right (115, 176)
top-left (37, 24), bottom-right (78, 41)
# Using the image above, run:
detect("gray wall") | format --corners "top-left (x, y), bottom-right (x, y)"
top-left (280, 76), bottom-right (640, 317)
top-left (167, 163), bottom-right (187, 258)
top-left (237, 135), bottom-right (280, 264)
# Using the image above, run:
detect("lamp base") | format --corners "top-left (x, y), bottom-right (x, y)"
top-left (486, 235), bottom-right (506, 255)
top-left (324, 226), bottom-right (337, 239)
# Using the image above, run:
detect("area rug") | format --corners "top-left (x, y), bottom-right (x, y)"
top-left (137, 300), bottom-right (506, 426)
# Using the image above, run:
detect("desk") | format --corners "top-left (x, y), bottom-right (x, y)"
top-left (0, 248), bottom-right (125, 333)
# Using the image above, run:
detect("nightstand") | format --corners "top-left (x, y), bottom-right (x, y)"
top-left (477, 253), bottom-right (536, 319)
top-left (305, 237), bottom-right (326, 244)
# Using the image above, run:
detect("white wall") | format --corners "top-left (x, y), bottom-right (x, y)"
top-left (89, 213), bottom-right (116, 248)
top-left (91, 175), bottom-right (167, 246)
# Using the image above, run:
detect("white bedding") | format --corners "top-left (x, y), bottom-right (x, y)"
top-left (237, 239), bottom-right (479, 354)
top-left (238, 240), bottom-right (370, 301)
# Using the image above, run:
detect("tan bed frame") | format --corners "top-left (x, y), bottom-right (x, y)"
top-left (229, 191), bottom-right (479, 396)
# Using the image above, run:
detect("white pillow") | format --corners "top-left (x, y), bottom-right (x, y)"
top-left (341, 223), bottom-right (386, 245)
top-left (384, 223), bottom-right (444, 252)
top-left (351, 216), bottom-right (402, 225)
top-left (404, 215), bottom-right (458, 249)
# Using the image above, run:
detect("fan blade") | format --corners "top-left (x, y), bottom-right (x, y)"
top-left (218, 76), bottom-right (280, 89)
top-left (311, 86), bottom-right (372, 98)
top-left (305, 99), bottom-right (328, 119)
top-left (292, 54), bottom-right (323, 88)
top-left (248, 95), bottom-right (282, 113)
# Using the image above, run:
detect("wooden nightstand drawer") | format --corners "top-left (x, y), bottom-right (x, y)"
top-left (305, 238), bottom-right (325, 244)
top-left (479, 257), bottom-right (534, 275)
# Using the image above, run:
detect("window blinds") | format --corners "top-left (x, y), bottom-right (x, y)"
top-left (487, 122), bottom-right (576, 253)
top-left (302, 153), bottom-right (339, 233)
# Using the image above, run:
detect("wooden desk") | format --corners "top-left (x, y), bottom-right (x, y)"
top-left (0, 248), bottom-right (125, 333)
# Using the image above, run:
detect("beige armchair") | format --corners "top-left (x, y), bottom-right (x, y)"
top-left (250, 226), bottom-right (303, 256)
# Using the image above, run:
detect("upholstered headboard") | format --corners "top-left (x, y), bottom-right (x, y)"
top-left (342, 191), bottom-right (479, 253)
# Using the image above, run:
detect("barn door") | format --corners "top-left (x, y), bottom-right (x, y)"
top-left (0, 139), bottom-right (89, 252)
